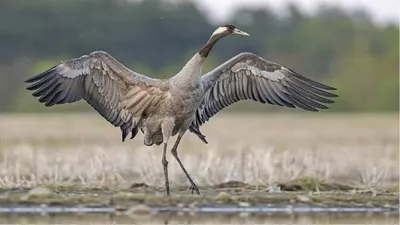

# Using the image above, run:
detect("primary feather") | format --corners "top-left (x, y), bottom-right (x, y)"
top-left (25, 51), bottom-right (169, 141)
top-left (188, 52), bottom-right (337, 142)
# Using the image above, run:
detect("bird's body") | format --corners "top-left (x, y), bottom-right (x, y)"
top-left (127, 53), bottom-right (207, 146)
top-left (25, 25), bottom-right (337, 195)
top-left (141, 73), bottom-right (205, 146)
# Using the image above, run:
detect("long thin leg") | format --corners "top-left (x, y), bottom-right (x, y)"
top-left (162, 142), bottom-right (170, 195)
top-left (161, 118), bottom-right (174, 195)
top-left (171, 132), bottom-right (200, 195)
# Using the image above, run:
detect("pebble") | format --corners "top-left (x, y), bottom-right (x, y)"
top-left (238, 202), bottom-right (251, 207)
top-left (296, 195), bottom-right (312, 203)
top-left (125, 204), bottom-right (151, 214)
top-left (27, 187), bottom-right (54, 196)
top-left (216, 192), bottom-right (232, 201)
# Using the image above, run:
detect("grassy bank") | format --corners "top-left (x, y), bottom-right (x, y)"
top-left (0, 113), bottom-right (398, 207)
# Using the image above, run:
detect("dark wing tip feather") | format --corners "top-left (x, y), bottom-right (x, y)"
top-left (199, 136), bottom-right (208, 144)
top-left (24, 63), bottom-right (87, 108)
top-left (194, 133), bottom-right (208, 144)
top-left (121, 123), bottom-right (130, 142)
top-left (189, 125), bottom-right (209, 144)
top-left (289, 69), bottom-right (337, 91)
top-left (328, 92), bottom-right (338, 98)
top-left (130, 126), bottom-right (139, 140)
top-left (264, 68), bottom-right (339, 111)
top-left (286, 75), bottom-right (338, 99)
top-left (327, 86), bottom-right (337, 91)
top-left (25, 66), bottom-right (58, 83)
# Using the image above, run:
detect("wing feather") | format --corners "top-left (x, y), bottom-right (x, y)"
top-left (189, 52), bottom-right (337, 142)
top-left (25, 51), bottom-right (169, 141)
top-left (268, 81), bottom-right (294, 107)
top-left (241, 74), bottom-right (250, 99)
top-left (264, 80), bottom-right (285, 106)
top-left (236, 76), bottom-right (245, 100)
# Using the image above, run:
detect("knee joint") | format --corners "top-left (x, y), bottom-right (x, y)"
top-left (161, 157), bottom-right (168, 165)
top-left (171, 147), bottom-right (178, 157)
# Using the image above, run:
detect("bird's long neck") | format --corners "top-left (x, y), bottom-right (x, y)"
top-left (171, 33), bottom-right (226, 88)
top-left (198, 33), bottom-right (225, 58)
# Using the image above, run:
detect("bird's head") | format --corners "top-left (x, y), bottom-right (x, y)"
top-left (199, 25), bottom-right (250, 57)
top-left (211, 25), bottom-right (250, 38)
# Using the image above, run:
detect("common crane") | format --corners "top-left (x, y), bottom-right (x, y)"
top-left (25, 25), bottom-right (337, 195)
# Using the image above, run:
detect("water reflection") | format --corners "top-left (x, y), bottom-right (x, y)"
top-left (0, 213), bottom-right (398, 225)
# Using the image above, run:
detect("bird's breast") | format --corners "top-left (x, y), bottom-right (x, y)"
top-left (166, 86), bottom-right (204, 118)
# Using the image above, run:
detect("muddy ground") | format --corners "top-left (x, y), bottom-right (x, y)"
top-left (0, 180), bottom-right (398, 213)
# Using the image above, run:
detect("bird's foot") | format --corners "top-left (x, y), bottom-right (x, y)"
top-left (189, 183), bottom-right (201, 195)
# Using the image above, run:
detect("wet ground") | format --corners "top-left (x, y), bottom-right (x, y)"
top-left (0, 181), bottom-right (397, 213)
top-left (0, 178), bottom-right (398, 224)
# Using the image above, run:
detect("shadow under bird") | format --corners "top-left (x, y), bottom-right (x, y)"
top-left (25, 25), bottom-right (338, 195)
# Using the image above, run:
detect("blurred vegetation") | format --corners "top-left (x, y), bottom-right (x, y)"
top-left (0, 0), bottom-right (398, 113)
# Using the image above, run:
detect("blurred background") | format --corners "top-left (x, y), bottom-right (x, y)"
top-left (0, 0), bottom-right (398, 113)
top-left (0, 1), bottom-right (398, 224)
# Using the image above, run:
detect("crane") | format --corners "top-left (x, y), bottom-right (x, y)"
top-left (25, 25), bottom-right (337, 195)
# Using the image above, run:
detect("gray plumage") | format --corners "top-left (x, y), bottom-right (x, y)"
top-left (189, 53), bottom-right (337, 142)
top-left (25, 25), bottom-right (337, 195)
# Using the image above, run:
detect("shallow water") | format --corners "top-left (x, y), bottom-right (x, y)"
top-left (0, 205), bottom-right (397, 214)
top-left (0, 213), bottom-right (398, 225)
top-left (0, 205), bottom-right (398, 224)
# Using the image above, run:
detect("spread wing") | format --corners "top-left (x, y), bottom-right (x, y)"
top-left (189, 52), bottom-right (338, 143)
top-left (25, 51), bottom-right (169, 141)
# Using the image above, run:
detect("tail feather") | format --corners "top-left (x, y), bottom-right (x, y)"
top-left (130, 126), bottom-right (139, 140)
top-left (121, 117), bottom-right (142, 142)
top-left (121, 122), bottom-right (132, 142)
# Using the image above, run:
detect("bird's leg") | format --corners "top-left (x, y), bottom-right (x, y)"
top-left (161, 118), bottom-right (174, 195)
top-left (170, 132), bottom-right (200, 195)
top-left (161, 142), bottom-right (170, 195)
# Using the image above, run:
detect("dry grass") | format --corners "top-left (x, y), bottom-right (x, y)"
top-left (0, 113), bottom-right (398, 190)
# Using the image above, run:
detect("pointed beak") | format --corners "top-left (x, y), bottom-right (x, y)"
top-left (233, 28), bottom-right (250, 36)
